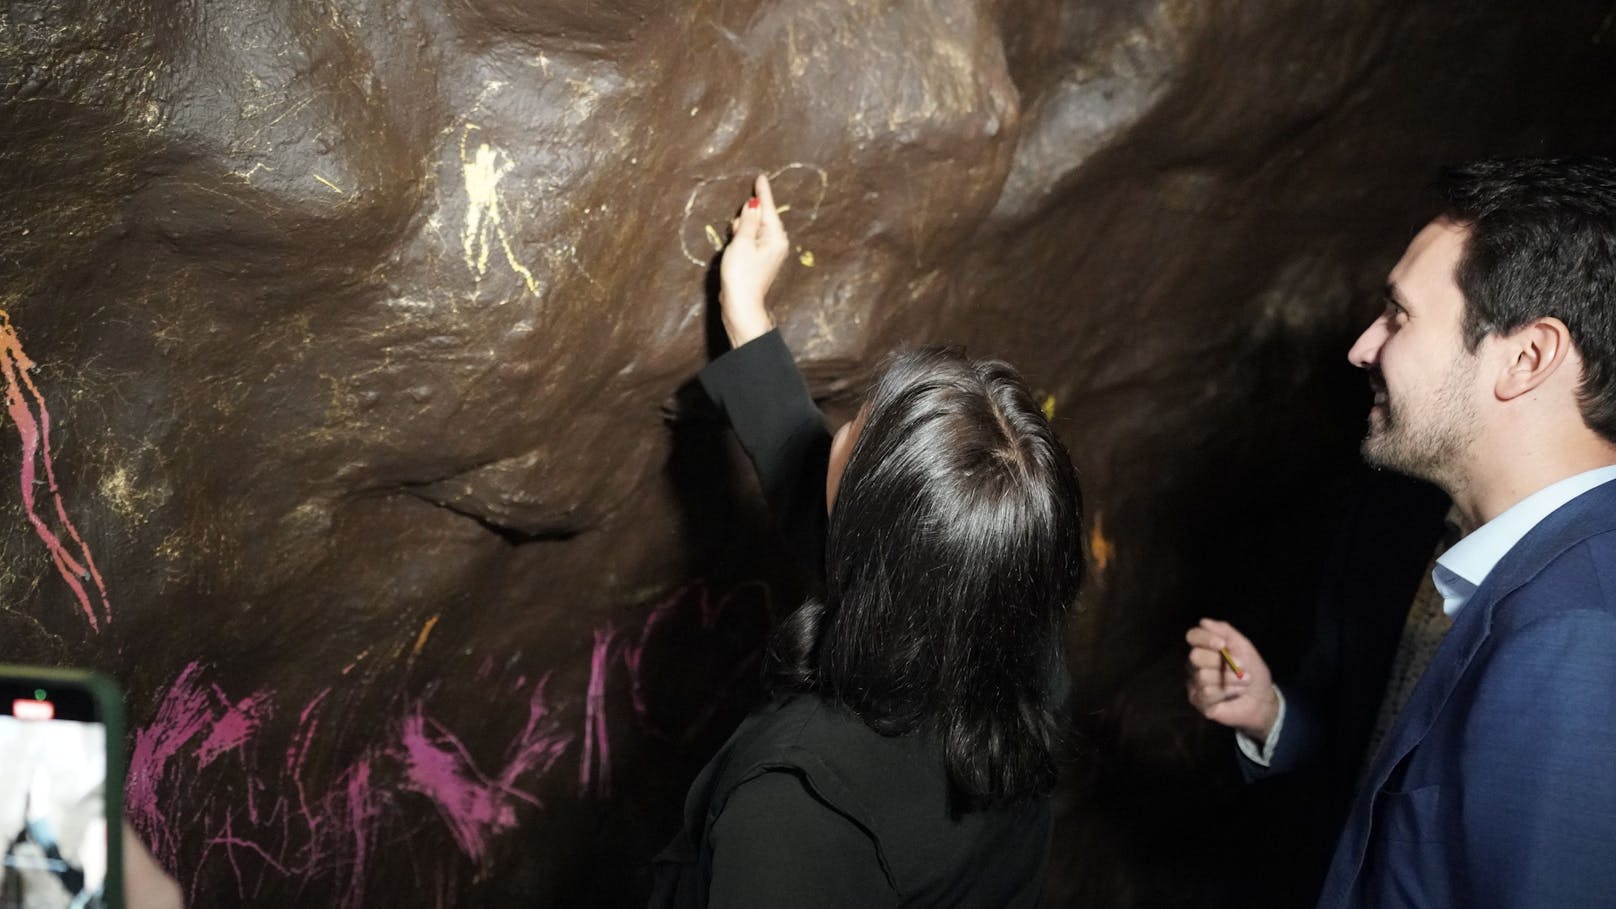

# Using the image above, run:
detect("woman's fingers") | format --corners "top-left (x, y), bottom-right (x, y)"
top-left (755, 173), bottom-right (781, 228)
top-left (731, 197), bottom-right (760, 244)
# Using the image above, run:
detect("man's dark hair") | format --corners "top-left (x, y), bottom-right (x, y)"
top-left (1440, 156), bottom-right (1616, 442)
top-left (768, 347), bottom-right (1085, 806)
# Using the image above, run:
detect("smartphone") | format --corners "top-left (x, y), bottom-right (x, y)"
top-left (0, 666), bottom-right (123, 909)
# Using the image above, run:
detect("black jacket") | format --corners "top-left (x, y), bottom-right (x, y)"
top-left (650, 331), bottom-right (1051, 908)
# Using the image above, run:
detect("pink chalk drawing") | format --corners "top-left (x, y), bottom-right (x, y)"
top-left (127, 663), bottom-right (228, 867)
top-left (580, 625), bottom-right (616, 796)
top-left (0, 310), bottom-right (111, 630)
top-left (130, 662), bottom-right (572, 906)
top-left (197, 691), bottom-right (272, 768)
top-left (128, 579), bottom-right (776, 901)
top-left (579, 580), bottom-right (776, 796)
top-left (395, 678), bottom-right (567, 865)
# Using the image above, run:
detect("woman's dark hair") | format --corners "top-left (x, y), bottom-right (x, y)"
top-left (769, 347), bottom-right (1085, 805)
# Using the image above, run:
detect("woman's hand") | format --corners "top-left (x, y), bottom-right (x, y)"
top-left (719, 173), bottom-right (790, 348)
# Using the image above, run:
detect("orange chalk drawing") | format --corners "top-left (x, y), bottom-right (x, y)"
top-left (411, 614), bottom-right (441, 657)
top-left (1089, 511), bottom-right (1115, 577)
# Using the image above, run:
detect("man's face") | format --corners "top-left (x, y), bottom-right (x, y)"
top-left (1347, 219), bottom-right (1482, 486)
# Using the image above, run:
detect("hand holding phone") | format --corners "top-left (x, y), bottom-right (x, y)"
top-left (0, 666), bottom-right (123, 909)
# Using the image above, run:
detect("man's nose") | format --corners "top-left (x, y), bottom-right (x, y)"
top-left (1347, 317), bottom-right (1387, 370)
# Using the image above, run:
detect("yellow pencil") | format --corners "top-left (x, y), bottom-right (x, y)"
top-left (1219, 647), bottom-right (1245, 679)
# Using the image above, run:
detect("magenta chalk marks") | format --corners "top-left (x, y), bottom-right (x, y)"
top-left (124, 578), bottom-right (776, 900)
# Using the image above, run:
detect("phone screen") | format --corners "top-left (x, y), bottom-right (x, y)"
top-left (0, 680), bottom-right (111, 909)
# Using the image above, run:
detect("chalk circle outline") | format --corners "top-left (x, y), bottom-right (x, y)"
top-left (679, 163), bottom-right (829, 267)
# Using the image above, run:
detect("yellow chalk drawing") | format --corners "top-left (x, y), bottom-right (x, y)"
top-left (704, 224), bottom-right (725, 252)
top-left (312, 174), bottom-right (344, 195)
top-left (798, 249), bottom-right (815, 267)
top-left (1041, 395), bottom-right (1056, 420)
top-left (461, 141), bottom-right (511, 275)
top-left (99, 465), bottom-right (155, 525)
top-left (231, 162), bottom-right (272, 185)
top-left (679, 162), bottom-right (830, 267)
top-left (458, 125), bottom-right (542, 297)
top-left (412, 614), bottom-right (441, 657)
top-left (1089, 512), bottom-right (1115, 576)
top-left (462, 140), bottom-right (510, 271)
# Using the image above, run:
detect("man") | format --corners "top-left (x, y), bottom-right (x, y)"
top-left (1188, 157), bottom-right (1616, 907)
top-left (1185, 469), bottom-right (1451, 895)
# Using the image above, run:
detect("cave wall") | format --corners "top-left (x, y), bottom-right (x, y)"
top-left (2, 1), bottom-right (1614, 905)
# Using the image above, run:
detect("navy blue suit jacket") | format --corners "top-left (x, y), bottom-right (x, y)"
top-left (1318, 478), bottom-right (1616, 907)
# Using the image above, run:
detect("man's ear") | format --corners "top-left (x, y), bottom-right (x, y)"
top-left (1494, 317), bottom-right (1573, 401)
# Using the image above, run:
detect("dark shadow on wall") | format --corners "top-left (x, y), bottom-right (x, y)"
top-left (1049, 313), bottom-right (1393, 906)
top-left (540, 256), bottom-right (789, 906)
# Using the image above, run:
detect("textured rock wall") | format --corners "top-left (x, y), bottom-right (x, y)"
top-left (2, 1), bottom-right (1614, 904)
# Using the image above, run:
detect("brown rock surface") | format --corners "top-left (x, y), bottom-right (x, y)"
top-left (2, 1), bottom-right (1613, 904)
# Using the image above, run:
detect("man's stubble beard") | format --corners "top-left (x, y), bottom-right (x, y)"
top-left (1360, 357), bottom-right (1479, 492)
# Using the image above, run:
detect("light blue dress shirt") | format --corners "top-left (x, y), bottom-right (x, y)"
top-left (1433, 465), bottom-right (1616, 618)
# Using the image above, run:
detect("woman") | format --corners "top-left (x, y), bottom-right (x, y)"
top-left (652, 175), bottom-right (1084, 908)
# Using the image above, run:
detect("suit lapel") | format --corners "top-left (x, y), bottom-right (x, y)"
top-left (1322, 478), bottom-right (1616, 904)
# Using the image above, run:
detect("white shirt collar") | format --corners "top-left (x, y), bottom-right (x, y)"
top-left (1433, 465), bottom-right (1616, 618)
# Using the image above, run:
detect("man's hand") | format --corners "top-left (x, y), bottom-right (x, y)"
top-left (718, 173), bottom-right (789, 348)
top-left (1185, 618), bottom-right (1280, 745)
